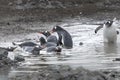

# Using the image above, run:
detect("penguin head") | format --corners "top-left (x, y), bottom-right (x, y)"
top-left (40, 31), bottom-right (51, 37)
top-left (39, 37), bottom-right (46, 45)
top-left (105, 20), bottom-right (113, 28)
top-left (52, 26), bottom-right (63, 32)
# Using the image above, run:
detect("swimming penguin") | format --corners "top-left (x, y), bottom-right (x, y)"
top-left (52, 26), bottom-right (73, 49)
top-left (13, 42), bottom-right (43, 55)
top-left (95, 18), bottom-right (119, 43)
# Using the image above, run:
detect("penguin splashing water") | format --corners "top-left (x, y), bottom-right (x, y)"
top-left (95, 18), bottom-right (119, 43)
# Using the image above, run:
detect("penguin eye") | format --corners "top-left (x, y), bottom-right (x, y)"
top-left (45, 31), bottom-right (48, 33)
top-left (108, 21), bottom-right (111, 24)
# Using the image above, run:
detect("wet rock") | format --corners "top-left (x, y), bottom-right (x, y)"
top-left (0, 56), bottom-right (16, 68)
top-left (0, 48), bottom-right (14, 68)
top-left (0, 48), bottom-right (8, 60)
top-left (0, 47), bottom-right (23, 67)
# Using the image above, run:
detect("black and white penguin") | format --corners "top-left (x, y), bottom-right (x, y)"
top-left (38, 31), bottom-right (51, 46)
top-left (95, 18), bottom-right (119, 43)
top-left (40, 31), bottom-right (62, 53)
top-left (13, 41), bottom-right (43, 55)
top-left (40, 30), bottom-right (61, 45)
top-left (51, 26), bottom-right (73, 49)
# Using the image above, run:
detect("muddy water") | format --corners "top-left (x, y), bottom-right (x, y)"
top-left (1, 22), bottom-right (120, 79)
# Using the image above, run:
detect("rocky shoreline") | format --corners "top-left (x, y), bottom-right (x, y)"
top-left (9, 65), bottom-right (120, 80)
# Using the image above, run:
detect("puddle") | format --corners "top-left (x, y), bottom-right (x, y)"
top-left (1, 23), bottom-right (120, 79)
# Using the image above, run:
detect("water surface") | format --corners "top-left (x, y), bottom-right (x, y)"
top-left (1, 23), bottom-right (120, 79)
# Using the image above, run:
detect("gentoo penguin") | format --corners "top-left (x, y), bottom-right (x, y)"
top-left (39, 31), bottom-right (51, 46)
top-left (39, 31), bottom-right (51, 37)
top-left (40, 31), bottom-right (58, 44)
top-left (39, 37), bottom-right (46, 46)
top-left (40, 31), bottom-right (62, 53)
top-left (95, 18), bottom-right (119, 43)
top-left (52, 26), bottom-right (73, 49)
top-left (46, 35), bottom-right (62, 53)
top-left (13, 42), bottom-right (43, 55)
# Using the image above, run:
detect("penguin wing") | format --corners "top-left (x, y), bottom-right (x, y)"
top-left (95, 24), bottom-right (103, 33)
top-left (116, 31), bottom-right (119, 34)
top-left (19, 42), bottom-right (37, 47)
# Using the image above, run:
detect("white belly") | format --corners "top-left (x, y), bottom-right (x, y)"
top-left (103, 26), bottom-right (117, 43)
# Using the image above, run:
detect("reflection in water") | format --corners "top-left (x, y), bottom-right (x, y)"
top-left (102, 42), bottom-right (120, 70)
top-left (104, 42), bottom-right (117, 54)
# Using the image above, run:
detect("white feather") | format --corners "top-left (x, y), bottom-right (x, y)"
top-left (103, 23), bottom-right (117, 43)
top-left (51, 32), bottom-right (59, 40)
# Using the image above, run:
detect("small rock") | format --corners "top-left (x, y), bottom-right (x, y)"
top-left (0, 48), bottom-right (8, 60)
top-left (7, 22), bottom-right (10, 25)
top-left (79, 42), bottom-right (83, 45)
top-left (14, 55), bottom-right (25, 62)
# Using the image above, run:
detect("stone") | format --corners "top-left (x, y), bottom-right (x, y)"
top-left (0, 48), bottom-right (8, 60)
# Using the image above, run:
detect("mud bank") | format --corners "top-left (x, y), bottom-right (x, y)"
top-left (9, 65), bottom-right (120, 80)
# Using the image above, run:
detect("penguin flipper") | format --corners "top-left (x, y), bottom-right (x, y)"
top-left (116, 31), bottom-right (119, 34)
top-left (95, 24), bottom-right (103, 34)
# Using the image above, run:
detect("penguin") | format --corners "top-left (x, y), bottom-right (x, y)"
top-left (39, 31), bottom-right (51, 37)
top-left (39, 31), bottom-right (62, 53)
top-left (13, 41), bottom-right (43, 55)
top-left (39, 31), bottom-right (51, 46)
top-left (51, 26), bottom-right (73, 49)
top-left (39, 30), bottom-right (59, 44)
top-left (39, 37), bottom-right (46, 46)
top-left (95, 18), bottom-right (119, 43)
